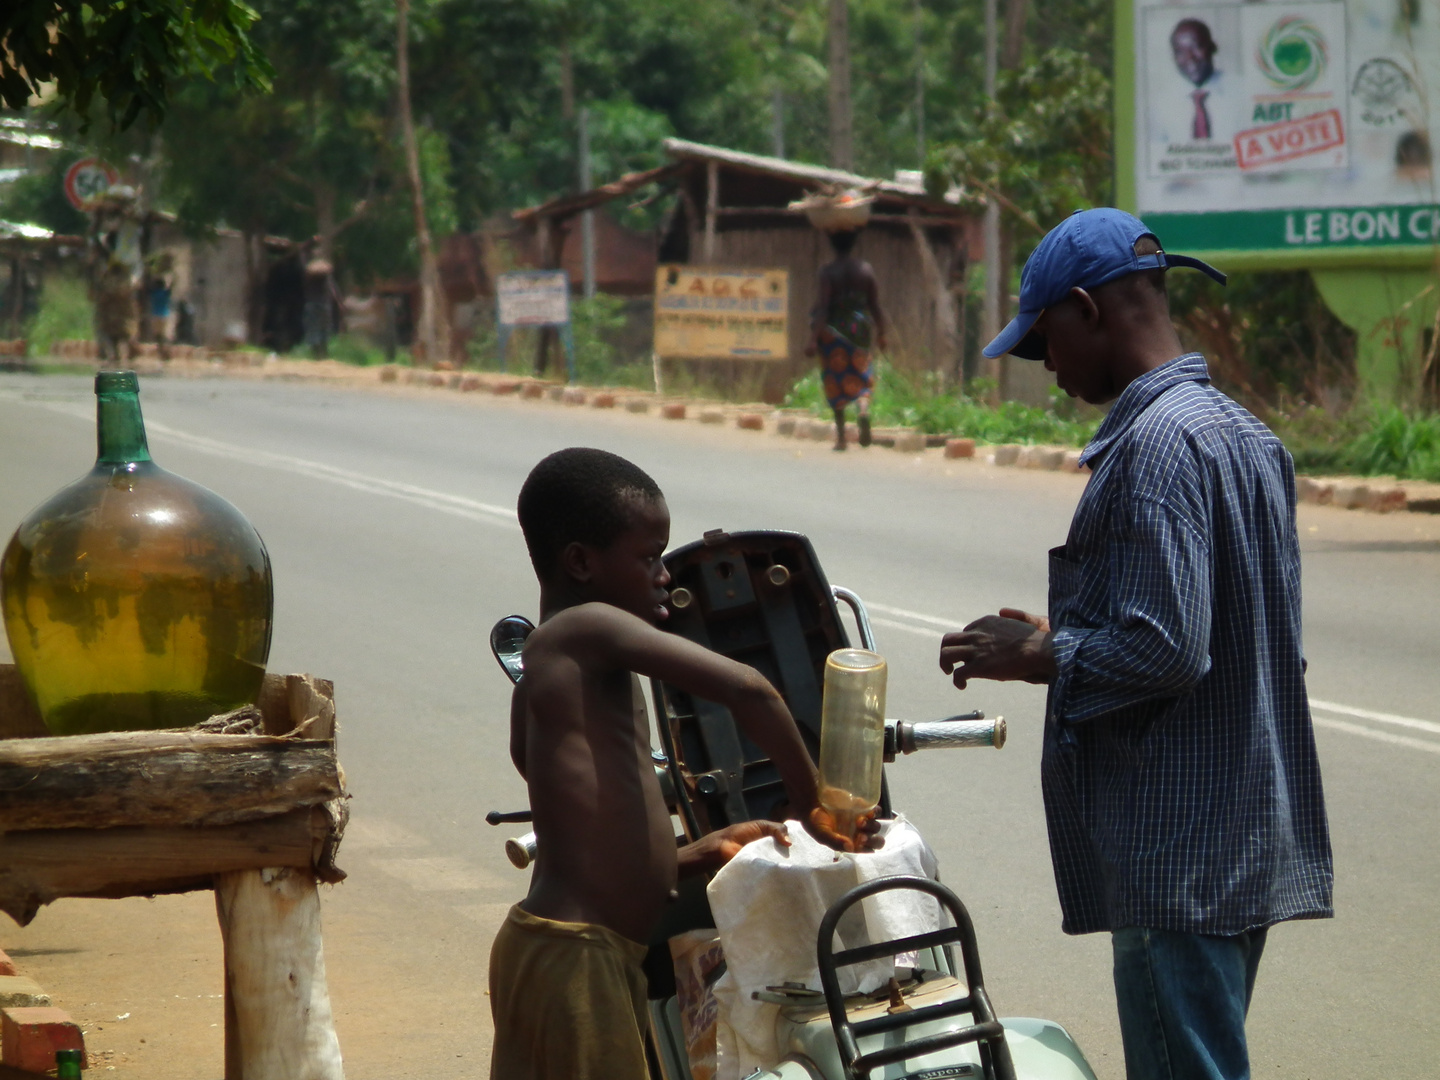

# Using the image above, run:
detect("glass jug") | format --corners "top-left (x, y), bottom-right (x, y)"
top-left (1, 371), bottom-right (274, 735)
top-left (816, 647), bottom-right (888, 844)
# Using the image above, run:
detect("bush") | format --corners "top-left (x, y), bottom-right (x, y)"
top-left (24, 274), bottom-right (93, 357)
top-left (467, 294), bottom-right (654, 389)
top-left (784, 362), bottom-right (1102, 447)
top-left (1270, 405), bottom-right (1440, 482)
top-left (1339, 409), bottom-right (1440, 482)
top-left (328, 333), bottom-right (391, 366)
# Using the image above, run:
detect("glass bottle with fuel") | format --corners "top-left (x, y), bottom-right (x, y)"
top-left (1, 371), bottom-right (274, 735)
top-left (816, 647), bottom-right (887, 844)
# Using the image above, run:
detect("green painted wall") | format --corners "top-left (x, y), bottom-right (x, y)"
top-left (1312, 268), bottom-right (1437, 403)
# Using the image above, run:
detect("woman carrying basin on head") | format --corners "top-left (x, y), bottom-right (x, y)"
top-left (806, 224), bottom-right (888, 452)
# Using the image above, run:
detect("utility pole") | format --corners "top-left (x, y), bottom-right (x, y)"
top-left (827, 0), bottom-right (853, 171)
top-left (914, 0), bottom-right (925, 168)
top-left (772, 88), bottom-right (785, 159)
top-left (396, 0), bottom-right (448, 364)
top-left (980, 0), bottom-right (1002, 398)
top-left (579, 106), bottom-right (595, 300)
top-left (559, 38), bottom-right (575, 120)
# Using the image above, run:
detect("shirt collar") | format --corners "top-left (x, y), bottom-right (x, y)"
top-left (1079, 354), bottom-right (1211, 467)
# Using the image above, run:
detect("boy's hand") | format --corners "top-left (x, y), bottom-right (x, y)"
top-left (806, 806), bottom-right (885, 854)
top-left (679, 821), bottom-right (791, 876)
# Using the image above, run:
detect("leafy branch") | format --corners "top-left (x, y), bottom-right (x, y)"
top-left (1, 0), bottom-right (274, 129)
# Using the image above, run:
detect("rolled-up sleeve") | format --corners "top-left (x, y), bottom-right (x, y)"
top-left (1051, 497), bottom-right (1212, 724)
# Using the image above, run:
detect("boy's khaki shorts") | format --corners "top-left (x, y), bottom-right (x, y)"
top-left (488, 903), bottom-right (651, 1080)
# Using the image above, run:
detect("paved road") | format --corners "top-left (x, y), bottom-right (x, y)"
top-left (2, 373), bottom-right (1437, 1079)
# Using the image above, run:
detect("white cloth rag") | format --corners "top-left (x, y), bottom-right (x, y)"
top-left (706, 815), bottom-right (942, 1079)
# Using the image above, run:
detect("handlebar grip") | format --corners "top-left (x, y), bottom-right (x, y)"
top-left (898, 717), bottom-right (1006, 753)
top-left (486, 810), bottom-right (534, 826)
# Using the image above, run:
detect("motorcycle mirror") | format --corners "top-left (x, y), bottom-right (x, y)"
top-left (490, 614), bottom-right (535, 685)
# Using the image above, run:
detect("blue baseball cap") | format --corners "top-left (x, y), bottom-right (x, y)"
top-left (983, 208), bottom-right (1227, 361)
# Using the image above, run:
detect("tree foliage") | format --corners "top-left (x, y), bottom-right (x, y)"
top-left (0, 0), bottom-right (272, 128)
top-left (930, 46), bottom-right (1113, 247)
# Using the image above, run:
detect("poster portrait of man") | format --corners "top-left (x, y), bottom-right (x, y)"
top-left (1171, 18), bottom-right (1220, 139)
top-left (1142, 4), bottom-right (1240, 178)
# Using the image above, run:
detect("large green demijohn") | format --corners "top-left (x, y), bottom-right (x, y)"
top-left (1, 371), bottom-right (274, 735)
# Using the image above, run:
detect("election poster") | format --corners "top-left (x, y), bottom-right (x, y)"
top-left (1121, 0), bottom-right (1440, 260)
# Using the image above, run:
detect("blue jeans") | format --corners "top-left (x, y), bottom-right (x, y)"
top-left (1112, 926), bottom-right (1268, 1080)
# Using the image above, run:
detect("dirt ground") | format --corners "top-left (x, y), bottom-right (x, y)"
top-left (1, 877), bottom-right (502, 1079)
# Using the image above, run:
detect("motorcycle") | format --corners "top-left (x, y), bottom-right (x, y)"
top-left (487, 529), bottom-right (1098, 1080)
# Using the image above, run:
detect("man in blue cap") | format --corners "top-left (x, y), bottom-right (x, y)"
top-left (939, 209), bottom-right (1333, 1080)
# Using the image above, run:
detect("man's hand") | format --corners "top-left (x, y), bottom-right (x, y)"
top-left (806, 805), bottom-right (885, 854)
top-left (939, 608), bottom-right (1056, 690)
top-left (678, 820), bottom-right (790, 876)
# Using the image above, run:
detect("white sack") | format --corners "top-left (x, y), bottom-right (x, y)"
top-left (706, 816), bottom-right (941, 1079)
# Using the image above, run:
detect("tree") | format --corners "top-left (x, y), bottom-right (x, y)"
top-left (930, 47), bottom-right (1113, 253)
top-left (1, 0), bottom-right (272, 128)
top-left (395, 0), bottom-right (447, 361)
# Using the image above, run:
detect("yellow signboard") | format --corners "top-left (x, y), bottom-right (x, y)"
top-left (653, 265), bottom-right (789, 360)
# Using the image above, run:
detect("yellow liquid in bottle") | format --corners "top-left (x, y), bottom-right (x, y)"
top-left (817, 648), bottom-right (887, 845)
top-left (2, 461), bottom-right (272, 735)
top-left (820, 784), bottom-right (880, 845)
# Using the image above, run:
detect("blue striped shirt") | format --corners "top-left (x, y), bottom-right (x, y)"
top-left (1043, 354), bottom-right (1333, 936)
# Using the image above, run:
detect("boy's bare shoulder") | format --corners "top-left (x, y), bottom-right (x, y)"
top-left (524, 603), bottom-right (659, 667)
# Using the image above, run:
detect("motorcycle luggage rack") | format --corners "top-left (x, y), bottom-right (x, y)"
top-left (817, 876), bottom-right (1017, 1080)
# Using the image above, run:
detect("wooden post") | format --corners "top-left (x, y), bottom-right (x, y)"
top-left (216, 867), bottom-right (344, 1080)
top-left (704, 160), bottom-right (719, 264)
top-left (907, 211), bottom-right (958, 379)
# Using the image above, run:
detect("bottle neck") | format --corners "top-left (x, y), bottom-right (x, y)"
top-left (96, 389), bottom-right (153, 465)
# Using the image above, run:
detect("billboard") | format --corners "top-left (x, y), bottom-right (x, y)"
top-left (653, 266), bottom-right (789, 360)
top-left (1118, 0), bottom-right (1440, 267)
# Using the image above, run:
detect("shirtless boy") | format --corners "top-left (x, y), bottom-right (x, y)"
top-left (490, 447), bottom-right (849, 1080)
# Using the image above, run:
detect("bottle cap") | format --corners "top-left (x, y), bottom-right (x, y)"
top-left (95, 370), bottom-right (139, 394)
top-left (56, 1048), bottom-right (83, 1063)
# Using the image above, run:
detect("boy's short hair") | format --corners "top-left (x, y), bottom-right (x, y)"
top-left (518, 448), bottom-right (664, 575)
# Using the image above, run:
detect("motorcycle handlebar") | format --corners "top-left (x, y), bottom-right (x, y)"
top-left (885, 717), bottom-right (1006, 758)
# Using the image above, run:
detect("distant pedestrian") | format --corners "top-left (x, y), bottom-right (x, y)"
top-left (938, 208), bottom-right (1332, 1080)
top-left (94, 255), bottom-right (137, 363)
top-left (807, 229), bottom-right (887, 451)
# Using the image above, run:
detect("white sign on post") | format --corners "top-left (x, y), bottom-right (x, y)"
top-left (497, 271), bottom-right (570, 327)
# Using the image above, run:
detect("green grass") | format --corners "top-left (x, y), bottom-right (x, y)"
top-left (783, 363), bottom-right (1103, 447)
top-left (328, 333), bottom-right (396, 366)
top-left (1278, 406), bottom-right (1440, 483)
top-left (467, 295), bottom-right (655, 389)
top-left (24, 274), bottom-right (93, 357)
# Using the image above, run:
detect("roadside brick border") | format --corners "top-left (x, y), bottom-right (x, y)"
top-left (0, 950), bottom-right (87, 1074)
top-left (2, 1008), bottom-right (86, 1073)
top-left (53, 358), bottom-right (1431, 514)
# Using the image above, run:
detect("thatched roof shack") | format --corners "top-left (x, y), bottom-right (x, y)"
top-left (513, 139), bottom-right (978, 397)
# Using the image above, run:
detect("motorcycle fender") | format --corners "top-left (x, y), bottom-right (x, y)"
top-left (1000, 1017), bottom-right (1100, 1080)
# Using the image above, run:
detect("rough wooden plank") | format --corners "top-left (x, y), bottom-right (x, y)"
top-left (284, 675), bottom-right (337, 741)
top-left (0, 808), bottom-right (329, 926)
top-left (0, 733), bottom-right (341, 833)
top-left (256, 672), bottom-right (293, 735)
